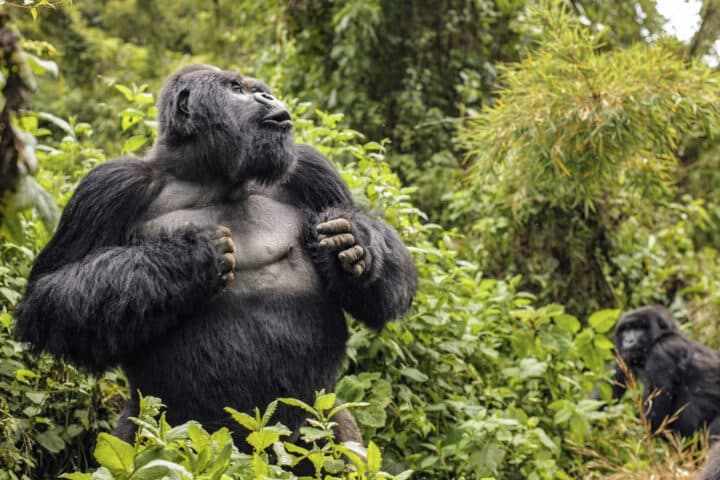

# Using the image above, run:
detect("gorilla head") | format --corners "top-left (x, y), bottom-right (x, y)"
top-left (613, 305), bottom-right (679, 368)
top-left (154, 64), bottom-right (296, 185)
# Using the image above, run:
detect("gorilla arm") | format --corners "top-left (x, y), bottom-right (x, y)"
top-left (292, 145), bottom-right (418, 329)
top-left (13, 160), bottom-right (231, 372)
top-left (611, 364), bottom-right (628, 399)
top-left (642, 340), bottom-right (682, 433)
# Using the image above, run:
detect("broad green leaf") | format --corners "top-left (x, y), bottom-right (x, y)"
top-left (14, 369), bottom-right (38, 383)
top-left (122, 135), bottom-right (148, 154)
top-left (355, 404), bottom-right (386, 428)
top-left (37, 111), bottom-right (74, 137)
top-left (518, 358), bottom-right (547, 378)
top-left (25, 391), bottom-right (46, 404)
top-left (367, 441), bottom-right (382, 473)
top-left (554, 314), bottom-right (581, 333)
top-left (187, 422), bottom-right (209, 450)
top-left (594, 335), bottom-right (615, 350)
top-left (133, 460), bottom-right (191, 480)
top-left (323, 458), bottom-right (345, 474)
top-left (25, 53), bottom-right (58, 78)
top-left (399, 367), bottom-right (429, 382)
top-left (588, 309), bottom-right (621, 334)
top-left (0, 287), bottom-right (21, 304)
top-left (121, 109), bottom-right (145, 131)
top-left (314, 392), bottom-right (336, 412)
top-left (299, 426), bottom-right (333, 443)
top-left (246, 430), bottom-right (279, 452)
top-left (35, 429), bottom-right (66, 453)
top-left (90, 468), bottom-right (113, 480)
top-left (94, 432), bottom-right (135, 473)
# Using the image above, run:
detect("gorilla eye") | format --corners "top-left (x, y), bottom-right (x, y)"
top-left (230, 81), bottom-right (245, 92)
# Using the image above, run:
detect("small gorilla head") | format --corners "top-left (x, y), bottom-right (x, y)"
top-left (614, 305), bottom-right (678, 367)
top-left (155, 64), bottom-right (296, 185)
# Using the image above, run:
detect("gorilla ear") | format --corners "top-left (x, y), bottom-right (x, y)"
top-left (177, 89), bottom-right (190, 117)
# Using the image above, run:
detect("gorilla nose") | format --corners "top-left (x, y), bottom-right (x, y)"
top-left (254, 92), bottom-right (280, 106)
top-left (623, 338), bottom-right (637, 349)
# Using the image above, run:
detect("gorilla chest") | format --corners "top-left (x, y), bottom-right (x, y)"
top-left (142, 185), bottom-right (320, 296)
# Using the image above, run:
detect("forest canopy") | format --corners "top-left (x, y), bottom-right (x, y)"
top-left (2, 1), bottom-right (720, 479)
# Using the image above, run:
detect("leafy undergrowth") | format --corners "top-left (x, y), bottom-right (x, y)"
top-left (61, 393), bottom-right (409, 480)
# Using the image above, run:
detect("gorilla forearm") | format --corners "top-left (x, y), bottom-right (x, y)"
top-left (308, 207), bottom-right (417, 329)
top-left (611, 366), bottom-right (628, 399)
top-left (14, 229), bottom-right (221, 371)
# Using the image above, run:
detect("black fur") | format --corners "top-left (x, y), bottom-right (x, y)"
top-left (613, 305), bottom-right (720, 438)
top-left (13, 65), bottom-right (418, 447)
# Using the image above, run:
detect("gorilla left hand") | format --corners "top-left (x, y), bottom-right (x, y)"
top-left (317, 218), bottom-right (366, 277)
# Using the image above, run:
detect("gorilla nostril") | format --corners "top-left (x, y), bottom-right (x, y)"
top-left (254, 92), bottom-right (276, 106)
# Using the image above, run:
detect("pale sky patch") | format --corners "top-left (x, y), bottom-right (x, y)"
top-left (656, 0), bottom-right (702, 42)
top-left (655, 0), bottom-right (719, 66)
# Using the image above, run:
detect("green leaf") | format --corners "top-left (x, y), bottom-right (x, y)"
top-left (94, 432), bottom-right (135, 473)
top-left (25, 53), bottom-right (58, 78)
top-left (328, 401), bottom-right (369, 420)
top-left (534, 428), bottom-right (558, 452)
top-left (35, 429), bottom-right (66, 453)
top-left (225, 407), bottom-right (259, 431)
top-left (133, 460), bottom-right (191, 480)
top-left (323, 458), bottom-right (345, 474)
top-left (399, 367), bottom-right (429, 382)
top-left (594, 335), bottom-right (615, 350)
top-left (279, 397), bottom-right (317, 416)
top-left (114, 84), bottom-right (134, 101)
top-left (187, 421), bottom-right (209, 450)
top-left (14, 369), bottom-right (38, 383)
top-left (60, 474), bottom-right (92, 480)
top-left (518, 358), bottom-right (548, 378)
top-left (25, 391), bottom-right (47, 404)
top-left (367, 441), bottom-right (382, 473)
top-left (90, 468), bottom-right (113, 480)
top-left (120, 109), bottom-right (145, 131)
top-left (356, 404), bottom-right (387, 428)
top-left (314, 392), bottom-right (336, 412)
top-left (554, 314), bottom-right (581, 333)
top-left (272, 441), bottom-right (294, 466)
top-left (299, 426), bottom-right (333, 443)
top-left (246, 430), bottom-right (279, 452)
top-left (588, 309), bottom-right (621, 334)
top-left (122, 135), bottom-right (149, 154)
top-left (261, 400), bottom-right (278, 426)
top-left (37, 111), bottom-right (75, 137)
top-left (0, 287), bottom-right (21, 304)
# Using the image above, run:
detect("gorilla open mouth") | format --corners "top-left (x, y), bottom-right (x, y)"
top-left (262, 110), bottom-right (293, 129)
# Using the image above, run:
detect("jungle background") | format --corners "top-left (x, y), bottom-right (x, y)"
top-left (3, 0), bottom-right (720, 478)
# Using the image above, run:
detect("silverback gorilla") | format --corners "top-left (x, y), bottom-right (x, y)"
top-left (13, 65), bottom-right (418, 445)
top-left (613, 305), bottom-right (720, 439)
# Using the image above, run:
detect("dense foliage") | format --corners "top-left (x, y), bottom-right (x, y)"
top-left (2, 1), bottom-right (720, 479)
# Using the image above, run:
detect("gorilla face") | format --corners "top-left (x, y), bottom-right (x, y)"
top-left (616, 324), bottom-right (650, 367)
top-left (156, 65), bottom-right (296, 186)
top-left (613, 305), bottom-right (678, 368)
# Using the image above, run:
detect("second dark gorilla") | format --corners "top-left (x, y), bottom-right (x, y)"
top-left (14, 65), bottom-right (418, 444)
top-left (613, 305), bottom-right (720, 438)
